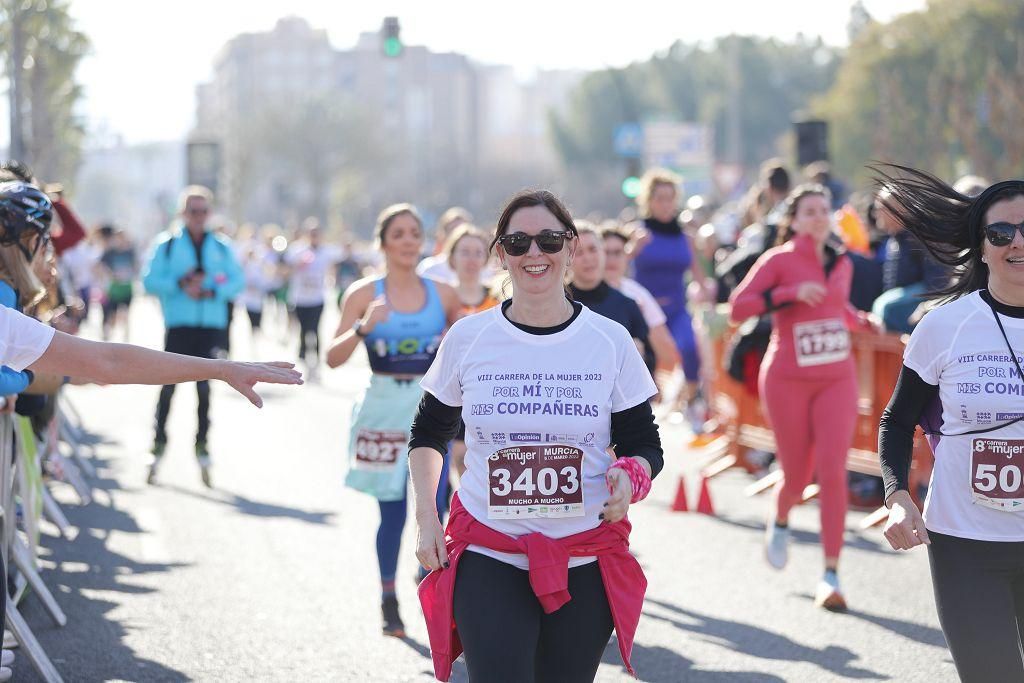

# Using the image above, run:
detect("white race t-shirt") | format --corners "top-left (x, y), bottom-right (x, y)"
top-left (416, 254), bottom-right (455, 284)
top-left (0, 307), bottom-right (54, 371)
top-left (616, 277), bottom-right (667, 328)
top-left (904, 291), bottom-right (1024, 541)
top-left (242, 245), bottom-right (275, 312)
top-left (286, 245), bottom-right (341, 307)
top-left (60, 242), bottom-right (100, 290)
top-left (421, 304), bottom-right (657, 569)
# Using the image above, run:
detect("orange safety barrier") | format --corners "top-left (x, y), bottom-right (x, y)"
top-left (700, 326), bottom-right (933, 529)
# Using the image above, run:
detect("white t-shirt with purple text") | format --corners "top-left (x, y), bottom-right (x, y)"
top-left (421, 304), bottom-right (657, 569)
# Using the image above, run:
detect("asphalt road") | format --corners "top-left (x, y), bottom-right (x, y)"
top-left (11, 300), bottom-right (955, 682)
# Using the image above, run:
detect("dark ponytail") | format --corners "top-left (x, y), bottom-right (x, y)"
top-left (871, 163), bottom-right (1024, 302)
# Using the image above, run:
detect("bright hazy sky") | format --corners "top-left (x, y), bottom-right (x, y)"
top-left (8, 0), bottom-right (926, 146)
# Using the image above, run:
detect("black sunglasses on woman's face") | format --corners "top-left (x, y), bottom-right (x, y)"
top-left (984, 221), bottom-right (1024, 247)
top-left (497, 230), bottom-right (571, 257)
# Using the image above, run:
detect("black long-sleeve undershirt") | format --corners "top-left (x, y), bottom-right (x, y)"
top-left (409, 392), bottom-right (664, 479)
top-left (878, 365), bottom-right (937, 501)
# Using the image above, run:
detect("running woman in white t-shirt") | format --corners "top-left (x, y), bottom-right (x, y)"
top-left (877, 166), bottom-right (1024, 681)
top-left (285, 223), bottom-right (342, 379)
top-left (408, 190), bottom-right (662, 682)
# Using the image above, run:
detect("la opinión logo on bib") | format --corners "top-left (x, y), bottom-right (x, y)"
top-left (511, 432), bottom-right (541, 442)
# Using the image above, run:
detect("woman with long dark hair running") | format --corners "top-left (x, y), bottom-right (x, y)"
top-left (409, 190), bottom-right (662, 682)
top-left (878, 165), bottom-right (1024, 682)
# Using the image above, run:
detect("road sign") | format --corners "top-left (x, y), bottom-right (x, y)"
top-left (642, 122), bottom-right (712, 170)
top-left (613, 123), bottom-right (643, 158)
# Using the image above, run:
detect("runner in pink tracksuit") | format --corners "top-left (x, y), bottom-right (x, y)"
top-left (729, 184), bottom-right (864, 611)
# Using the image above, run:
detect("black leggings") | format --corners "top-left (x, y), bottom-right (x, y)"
top-left (928, 531), bottom-right (1024, 682)
top-left (453, 551), bottom-right (613, 683)
top-left (295, 304), bottom-right (323, 363)
top-left (155, 327), bottom-right (223, 446)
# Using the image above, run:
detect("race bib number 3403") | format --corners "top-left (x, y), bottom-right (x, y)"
top-left (353, 429), bottom-right (406, 470)
top-left (971, 438), bottom-right (1024, 512)
top-left (793, 318), bottom-right (850, 367)
top-left (488, 445), bottom-right (584, 519)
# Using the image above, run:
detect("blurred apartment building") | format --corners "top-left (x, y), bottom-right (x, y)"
top-left (191, 17), bottom-right (582, 233)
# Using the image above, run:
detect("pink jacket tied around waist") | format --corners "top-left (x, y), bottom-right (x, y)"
top-left (417, 493), bottom-right (647, 681)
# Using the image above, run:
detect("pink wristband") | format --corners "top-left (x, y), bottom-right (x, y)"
top-left (608, 457), bottom-right (652, 504)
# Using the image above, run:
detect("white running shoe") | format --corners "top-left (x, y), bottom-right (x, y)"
top-left (815, 571), bottom-right (847, 612)
top-left (0, 666), bottom-right (10, 682)
top-left (0, 650), bottom-right (12, 667)
top-left (3, 630), bottom-right (17, 649)
top-left (197, 455), bottom-right (212, 488)
top-left (764, 518), bottom-right (789, 570)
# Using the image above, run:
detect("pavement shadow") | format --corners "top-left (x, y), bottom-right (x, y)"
top-left (158, 484), bottom-right (335, 526)
top-left (11, 482), bottom-right (192, 681)
top-left (643, 598), bottom-right (885, 680)
top-left (601, 639), bottom-right (785, 682)
top-left (707, 514), bottom-right (891, 555)
top-left (802, 599), bottom-right (947, 649)
top-left (407, 635), bottom-right (471, 683)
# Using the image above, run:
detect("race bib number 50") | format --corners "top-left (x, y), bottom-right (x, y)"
top-left (793, 318), bottom-right (850, 367)
top-left (352, 429), bottom-right (406, 470)
top-left (971, 438), bottom-right (1024, 512)
top-left (488, 445), bottom-right (584, 519)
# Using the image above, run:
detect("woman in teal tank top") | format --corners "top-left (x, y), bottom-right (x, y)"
top-left (327, 204), bottom-right (460, 638)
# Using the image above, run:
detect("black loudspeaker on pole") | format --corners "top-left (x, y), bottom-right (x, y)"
top-left (794, 119), bottom-right (829, 167)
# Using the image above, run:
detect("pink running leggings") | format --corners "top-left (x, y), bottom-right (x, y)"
top-left (760, 370), bottom-right (858, 560)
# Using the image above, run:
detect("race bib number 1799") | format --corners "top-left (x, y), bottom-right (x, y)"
top-left (793, 318), bottom-right (850, 367)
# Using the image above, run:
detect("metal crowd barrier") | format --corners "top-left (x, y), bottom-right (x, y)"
top-left (0, 390), bottom-right (101, 682)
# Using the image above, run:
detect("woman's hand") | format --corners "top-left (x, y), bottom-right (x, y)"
top-left (602, 467), bottom-right (633, 524)
top-left (795, 282), bottom-right (827, 306)
top-left (219, 361), bottom-right (303, 408)
top-left (415, 512), bottom-right (448, 572)
top-left (359, 296), bottom-right (390, 334)
top-left (883, 490), bottom-right (931, 550)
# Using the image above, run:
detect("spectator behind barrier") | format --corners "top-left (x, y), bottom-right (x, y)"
top-left (870, 187), bottom-right (951, 333)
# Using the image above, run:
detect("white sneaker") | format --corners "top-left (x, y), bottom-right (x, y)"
top-left (815, 571), bottom-right (847, 612)
top-left (764, 517), bottom-right (789, 570)
top-left (0, 665), bottom-right (11, 681)
top-left (1, 649), bottom-right (13, 666)
top-left (198, 457), bottom-right (212, 488)
top-left (2, 631), bottom-right (16, 650)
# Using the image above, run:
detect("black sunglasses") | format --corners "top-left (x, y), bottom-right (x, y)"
top-left (497, 230), bottom-right (572, 257)
top-left (984, 221), bottom-right (1024, 247)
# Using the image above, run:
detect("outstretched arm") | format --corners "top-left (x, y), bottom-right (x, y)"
top-left (29, 332), bottom-right (302, 407)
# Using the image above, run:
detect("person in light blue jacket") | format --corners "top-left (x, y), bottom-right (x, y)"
top-left (141, 185), bottom-right (244, 487)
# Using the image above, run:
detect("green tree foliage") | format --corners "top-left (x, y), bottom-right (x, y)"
top-left (816, 0), bottom-right (1024, 182)
top-left (550, 36), bottom-right (840, 169)
top-left (1, 0), bottom-right (89, 183)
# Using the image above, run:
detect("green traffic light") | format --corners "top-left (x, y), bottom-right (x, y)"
top-left (621, 176), bottom-right (641, 199)
top-left (383, 37), bottom-right (403, 58)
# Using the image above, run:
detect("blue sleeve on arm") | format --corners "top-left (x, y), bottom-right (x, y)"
top-left (0, 367), bottom-right (31, 394)
top-left (214, 242), bottom-right (245, 301)
top-left (142, 238), bottom-right (178, 296)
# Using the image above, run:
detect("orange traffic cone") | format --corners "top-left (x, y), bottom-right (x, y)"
top-left (696, 476), bottom-right (715, 516)
top-left (671, 476), bottom-right (688, 512)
